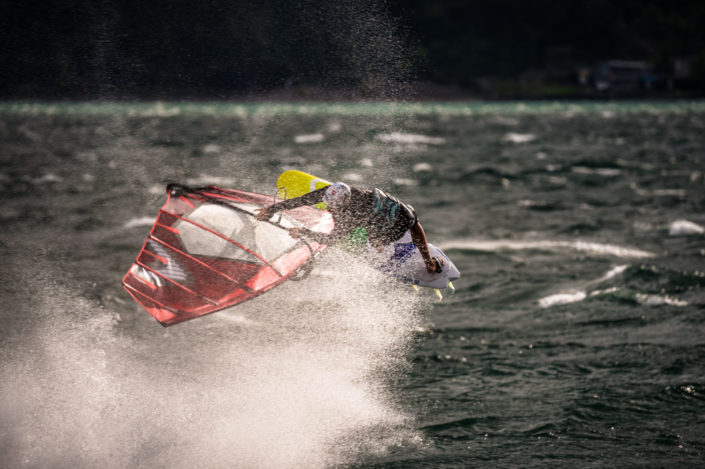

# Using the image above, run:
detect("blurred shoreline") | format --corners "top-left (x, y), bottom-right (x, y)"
top-left (253, 81), bottom-right (703, 102)
top-left (2, 81), bottom-right (701, 104)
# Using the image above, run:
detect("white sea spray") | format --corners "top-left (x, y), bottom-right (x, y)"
top-left (0, 251), bottom-right (426, 469)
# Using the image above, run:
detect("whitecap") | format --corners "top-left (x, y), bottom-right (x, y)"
top-left (326, 120), bottom-right (342, 133)
top-left (123, 216), bottom-right (155, 229)
top-left (294, 133), bottom-right (325, 143)
top-left (392, 178), bottom-right (418, 186)
top-left (342, 172), bottom-right (364, 182)
top-left (494, 116), bottom-right (520, 126)
top-left (185, 175), bottom-right (238, 186)
top-left (517, 199), bottom-right (550, 208)
top-left (441, 239), bottom-right (655, 259)
top-left (539, 266), bottom-right (627, 308)
top-left (539, 291), bottom-right (586, 307)
top-left (589, 286), bottom-right (620, 297)
top-left (572, 241), bottom-right (654, 259)
top-left (572, 166), bottom-right (621, 177)
top-left (202, 144), bottom-right (221, 154)
top-left (635, 293), bottom-right (688, 307)
top-left (413, 162), bottom-right (433, 172)
top-left (669, 219), bottom-right (704, 236)
top-left (503, 133), bottom-right (536, 143)
top-left (631, 184), bottom-right (686, 198)
top-left (145, 101), bottom-right (181, 117)
top-left (359, 158), bottom-right (374, 167)
top-left (652, 189), bottom-right (686, 197)
top-left (148, 184), bottom-right (164, 195)
top-left (600, 265), bottom-right (628, 281)
top-left (32, 173), bottom-right (63, 184)
top-left (376, 132), bottom-right (446, 145)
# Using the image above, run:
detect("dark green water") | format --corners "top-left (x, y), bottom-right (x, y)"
top-left (1, 101), bottom-right (704, 468)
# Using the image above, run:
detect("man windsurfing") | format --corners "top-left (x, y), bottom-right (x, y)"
top-left (255, 182), bottom-right (442, 274)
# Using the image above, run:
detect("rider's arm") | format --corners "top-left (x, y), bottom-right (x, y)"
top-left (258, 188), bottom-right (326, 218)
top-left (300, 227), bottom-right (351, 245)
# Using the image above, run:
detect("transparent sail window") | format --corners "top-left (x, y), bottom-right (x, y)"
top-left (175, 203), bottom-right (302, 263)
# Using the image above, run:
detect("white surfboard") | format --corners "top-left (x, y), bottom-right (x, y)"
top-left (365, 231), bottom-right (460, 289)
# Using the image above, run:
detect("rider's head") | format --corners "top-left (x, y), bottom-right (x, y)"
top-left (323, 182), bottom-right (351, 210)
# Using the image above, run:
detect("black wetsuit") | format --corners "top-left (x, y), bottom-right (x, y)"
top-left (270, 186), bottom-right (418, 246)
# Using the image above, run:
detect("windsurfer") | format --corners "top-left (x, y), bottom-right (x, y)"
top-left (255, 182), bottom-right (442, 274)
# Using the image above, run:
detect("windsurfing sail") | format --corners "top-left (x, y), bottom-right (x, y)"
top-left (122, 184), bottom-right (334, 326)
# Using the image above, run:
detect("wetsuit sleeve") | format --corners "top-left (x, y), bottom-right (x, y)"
top-left (297, 226), bottom-right (351, 245)
top-left (266, 188), bottom-right (326, 212)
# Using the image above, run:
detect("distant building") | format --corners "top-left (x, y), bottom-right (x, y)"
top-left (593, 60), bottom-right (663, 92)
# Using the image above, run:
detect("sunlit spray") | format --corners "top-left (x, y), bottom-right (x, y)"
top-left (1, 250), bottom-right (428, 468)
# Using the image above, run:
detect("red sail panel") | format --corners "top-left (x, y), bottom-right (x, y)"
top-left (122, 184), bottom-right (334, 326)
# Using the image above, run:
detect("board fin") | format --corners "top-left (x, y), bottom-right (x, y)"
top-left (434, 288), bottom-right (443, 300)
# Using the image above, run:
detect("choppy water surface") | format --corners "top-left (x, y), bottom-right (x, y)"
top-left (1, 101), bottom-right (704, 467)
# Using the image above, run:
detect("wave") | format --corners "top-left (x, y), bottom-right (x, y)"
top-left (441, 239), bottom-right (655, 259)
top-left (123, 216), bottom-right (155, 229)
top-left (538, 263), bottom-right (695, 309)
top-left (503, 132), bottom-right (536, 143)
top-left (540, 288), bottom-right (689, 309)
top-left (294, 133), bottom-right (325, 143)
top-left (412, 162), bottom-right (433, 172)
top-left (375, 132), bottom-right (446, 145)
top-left (669, 219), bottom-right (704, 236)
top-left (539, 290), bottom-right (587, 307)
top-left (185, 174), bottom-right (239, 186)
